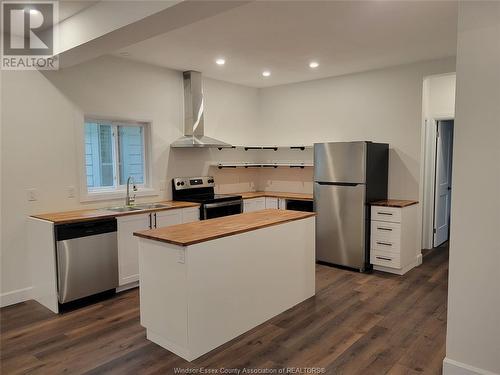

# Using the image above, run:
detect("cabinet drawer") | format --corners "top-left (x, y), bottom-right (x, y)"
top-left (371, 221), bottom-right (401, 242)
top-left (371, 206), bottom-right (401, 223)
top-left (371, 250), bottom-right (401, 268)
top-left (371, 237), bottom-right (401, 253)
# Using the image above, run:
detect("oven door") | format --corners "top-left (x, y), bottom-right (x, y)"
top-left (202, 200), bottom-right (243, 220)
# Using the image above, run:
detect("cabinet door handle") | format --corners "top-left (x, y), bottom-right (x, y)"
top-left (154, 213), bottom-right (157, 228)
top-left (377, 227), bottom-right (393, 231)
top-left (378, 211), bottom-right (393, 216)
top-left (376, 241), bottom-right (392, 246)
top-left (149, 214), bottom-right (152, 229)
top-left (376, 256), bottom-right (392, 261)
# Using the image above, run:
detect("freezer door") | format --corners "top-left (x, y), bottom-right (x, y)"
top-left (314, 182), bottom-right (366, 270)
top-left (314, 142), bottom-right (366, 183)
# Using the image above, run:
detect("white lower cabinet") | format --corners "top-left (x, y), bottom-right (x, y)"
top-left (243, 197), bottom-right (266, 212)
top-left (117, 207), bottom-right (199, 286)
top-left (278, 198), bottom-right (287, 210)
top-left (155, 209), bottom-right (182, 228)
top-left (181, 207), bottom-right (200, 223)
top-left (370, 203), bottom-right (419, 275)
top-left (117, 213), bottom-right (151, 286)
top-left (265, 197), bottom-right (278, 209)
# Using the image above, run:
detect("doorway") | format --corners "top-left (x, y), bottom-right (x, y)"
top-left (433, 120), bottom-right (454, 247)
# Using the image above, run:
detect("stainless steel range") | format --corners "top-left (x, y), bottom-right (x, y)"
top-left (172, 176), bottom-right (242, 220)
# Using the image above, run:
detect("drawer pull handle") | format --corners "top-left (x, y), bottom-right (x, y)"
top-left (377, 227), bottom-right (392, 231)
top-left (378, 212), bottom-right (393, 216)
top-left (376, 256), bottom-right (392, 261)
top-left (376, 241), bottom-right (392, 246)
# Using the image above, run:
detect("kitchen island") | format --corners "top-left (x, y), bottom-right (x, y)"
top-left (134, 209), bottom-right (316, 361)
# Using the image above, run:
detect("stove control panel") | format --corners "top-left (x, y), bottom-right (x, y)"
top-left (173, 176), bottom-right (215, 191)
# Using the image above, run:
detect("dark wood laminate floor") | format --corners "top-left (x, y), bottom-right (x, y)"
top-left (1, 247), bottom-right (448, 375)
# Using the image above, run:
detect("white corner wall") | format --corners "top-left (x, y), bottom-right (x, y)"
top-left (444, 2), bottom-right (500, 375)
top-left (0, 56), bottom-right (260, 304)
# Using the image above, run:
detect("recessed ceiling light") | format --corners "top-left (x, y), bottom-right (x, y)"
top-left (262, 70), bottom-right (271, 77)
top-left (215, 58), bottom-right (226, 65)
top-left (309, 61), bottom-right (319, 69)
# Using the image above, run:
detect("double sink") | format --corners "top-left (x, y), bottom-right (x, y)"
top-left (105, 203), bottom-right (172, 213)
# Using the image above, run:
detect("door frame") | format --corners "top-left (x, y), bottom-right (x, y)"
top-left (433, 120), bottom-right (454, 247)
top-left (421, 115), bottom-right (454, 249)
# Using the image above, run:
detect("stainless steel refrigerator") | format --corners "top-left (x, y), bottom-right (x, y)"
top-left (314, 142), bottom-right (388, 271)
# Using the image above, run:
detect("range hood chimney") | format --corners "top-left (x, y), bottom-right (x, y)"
top-left (171, 71), bottom-right (232, 148)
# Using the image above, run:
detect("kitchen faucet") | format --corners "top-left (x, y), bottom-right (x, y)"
top-left (125, 176), bottom-right (137, 206)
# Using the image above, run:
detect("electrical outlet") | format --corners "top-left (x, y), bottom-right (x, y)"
top-left (26, 189), bottom-right (38, 201)
top-left (67, 186), bottom-right (75, 198)
top-left (160, 179), bottom-right (166, 191)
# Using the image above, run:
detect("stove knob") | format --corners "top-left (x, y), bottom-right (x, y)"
top-left (176, 182), bottom-right (181, 186)
top-left (180, 181), bottom-right (185, 186)
top-left (208, 179), bottom-right (214, 183)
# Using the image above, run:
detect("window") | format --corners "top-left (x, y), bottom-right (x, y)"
top-left (84, 119), bottom-right (149, 193)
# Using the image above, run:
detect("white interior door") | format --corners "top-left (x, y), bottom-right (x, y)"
top-left (434, 120), bottom-right (454, 247)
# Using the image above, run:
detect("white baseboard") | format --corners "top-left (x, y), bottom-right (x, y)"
top-left (0, 287), bottom-right (32, 308)
top-left (417, 253), bottom-right (423, 266)
top-left (443, 358), bottom-right (499, 375)
top-left (374, 256), bottom-right (421, 275)
top-left (116, 281), bottom-right (139, 293)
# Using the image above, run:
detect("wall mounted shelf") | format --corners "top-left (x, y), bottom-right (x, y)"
top-left (214, 162), bottom-right (313, 169)
top-left (216, 145), bottom-right (312, 151)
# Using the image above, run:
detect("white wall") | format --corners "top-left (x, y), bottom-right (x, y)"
top-left (444, 2), bottom-right (500, 374)
top-left (0, 56), bottom-right (260, 302)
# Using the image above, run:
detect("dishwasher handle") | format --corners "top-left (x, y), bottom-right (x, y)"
top-left (55, 218), bottom-right (117, 241)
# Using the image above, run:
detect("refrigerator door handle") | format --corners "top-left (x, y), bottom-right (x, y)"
top-left (316, 182), bottom-right (361, 186)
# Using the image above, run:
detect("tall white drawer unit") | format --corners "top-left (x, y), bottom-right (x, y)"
top-left (370, 200), bottom-right (421, 275)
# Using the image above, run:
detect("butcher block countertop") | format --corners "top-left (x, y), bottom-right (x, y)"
top-left (239, 191), bottom-right (313, 201)
top-left (371, 199), bottom-right (419, 208)
top-left (30, 201), bottom-right (200, 224)
top-left (134, 209), bottom-right (316, 246)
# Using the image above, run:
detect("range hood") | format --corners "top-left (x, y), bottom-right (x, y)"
top-left (171, 71), bottom-right (232, 148)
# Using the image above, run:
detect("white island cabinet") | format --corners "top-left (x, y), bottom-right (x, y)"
top-left (134, 209), bottom-right (316, 361)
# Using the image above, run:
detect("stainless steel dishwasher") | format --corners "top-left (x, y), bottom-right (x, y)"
top-left (55, 218), bottom-right (118, 304)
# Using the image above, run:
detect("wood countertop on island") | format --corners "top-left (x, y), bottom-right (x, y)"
top-left (30, 201), bottom-right (200, 224)
top-left (134, 209), bottom-right (316, 246)
top-left (239, 191), bottom-right (313, 201)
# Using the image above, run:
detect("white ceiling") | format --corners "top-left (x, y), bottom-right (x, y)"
top-left (113, 1), bottom-right (458, 88)
top-left (59, 1), bottom-right (100, 22)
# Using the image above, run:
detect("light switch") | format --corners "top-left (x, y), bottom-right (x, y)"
top-left (26, 189), bottom-right (38, 201)
top-left (67, 186), bottom-right (75, 198)
top-left (160, 179), bottom-right (166, 191)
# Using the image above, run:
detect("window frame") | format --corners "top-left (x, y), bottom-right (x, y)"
top-left (79, 116), bottom-right (156, 202)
